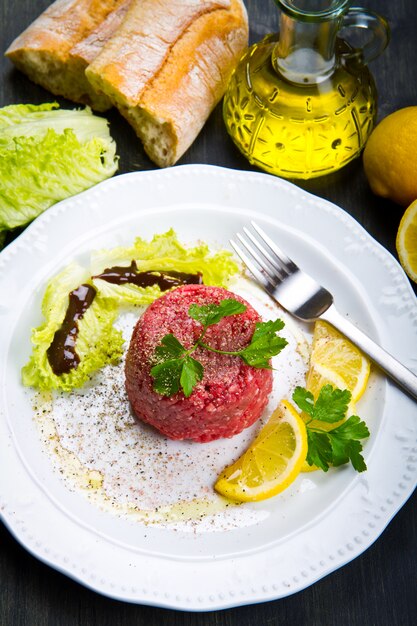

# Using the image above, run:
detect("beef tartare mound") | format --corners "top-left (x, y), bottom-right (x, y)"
top-left (125, 284), bottom-right (273, 442)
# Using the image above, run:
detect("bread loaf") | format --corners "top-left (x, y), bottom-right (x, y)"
top-left (6, 0), bottom-right (248, 167)
top-left (5, 0), bottom-right (128, 111)
top-left (85, 0), bottom-right (248, 166)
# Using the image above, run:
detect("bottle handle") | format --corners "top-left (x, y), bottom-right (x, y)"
top-left (341, 7), bottom-right (390, 65)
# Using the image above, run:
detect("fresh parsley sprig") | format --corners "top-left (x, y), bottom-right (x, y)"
top-left (150, 334), bottom-right (204, 397)
top-left (150, 299), bottom-right (288, 398)
top-left (292, 385), bottom-right (370, 473)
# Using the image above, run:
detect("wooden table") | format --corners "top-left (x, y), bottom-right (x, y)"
top-left (1, 1), bottom-right (416, 624)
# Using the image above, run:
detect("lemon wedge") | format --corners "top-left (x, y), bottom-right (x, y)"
top-left (306, 320), bottom-right (370, 403)
top-left (396, 199), bottom-right (417, 284)
top-left (214, 400), bottom-right (307, 502)
top-left (301, 320), bottom-right (370, 471)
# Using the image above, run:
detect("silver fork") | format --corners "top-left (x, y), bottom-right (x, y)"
top-left (231, 221), bottom-right (417, 401)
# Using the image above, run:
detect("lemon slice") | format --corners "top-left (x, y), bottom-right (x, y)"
top-left (396, 199), bottom-right (417, 283)
top-left (214, 400), bottom-right (307, 502)
top-left (306, 320), bottom-right (370, 403)
top-left (301, 320), bottom-right (370, 472)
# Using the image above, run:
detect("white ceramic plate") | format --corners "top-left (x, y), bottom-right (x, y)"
top-left (1, 165), bottom-right (416, 610)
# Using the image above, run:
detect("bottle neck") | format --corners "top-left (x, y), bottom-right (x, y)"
top-left (272, 11), bottom-right (341, 84)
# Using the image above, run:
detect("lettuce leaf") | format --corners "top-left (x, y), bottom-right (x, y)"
top-left (91, 229), bottom-right (239, 304)
top-left (22, 230), bottom-right (238, 391)
top-left (0, 103), bottom-right (118, 233)
top-left (0, 103), bottom-right (112, 143)
top-left (22, 263), bottom-right (124, 391)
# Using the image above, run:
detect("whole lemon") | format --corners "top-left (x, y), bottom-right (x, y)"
top-left (363, 106), bottom-right (417, 206)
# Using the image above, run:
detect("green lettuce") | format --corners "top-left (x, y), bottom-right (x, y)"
top-left (22, 230), bottom-right (238, 391)
top-left (22, 263), bottom-right (124, 392)
top-left (0, 103), bottom-right (118, 233)
top-left (91, 229), bottom-right (239, 305)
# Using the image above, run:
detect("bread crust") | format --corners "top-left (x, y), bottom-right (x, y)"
top-left (87, 0), bottom-right (248, 165)
top-left (71, 0), bottom-right (133, 66)
top-left (6, 0), bottom-right (248, 166)
top-left (6, 0), bottom-right (127, 111)
top-left (86, 0), bottom-right (232, 107)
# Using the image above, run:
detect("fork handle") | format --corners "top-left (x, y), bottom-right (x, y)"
top-left (321, 305), bottom-right (417, 401)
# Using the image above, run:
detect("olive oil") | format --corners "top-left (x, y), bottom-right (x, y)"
top-left (223, 34), bottom-right (377, 179)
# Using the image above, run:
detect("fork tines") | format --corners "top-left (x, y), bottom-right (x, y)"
top-left (230, 221), bottom-right (296, 289)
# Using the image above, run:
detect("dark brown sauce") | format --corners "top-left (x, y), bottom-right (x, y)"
top-left (47, 284), bottom-right (97, 376)
top-left (48, 263), bottom-right (203, 377)
top-left (93, 261), bottom-right (203, 290)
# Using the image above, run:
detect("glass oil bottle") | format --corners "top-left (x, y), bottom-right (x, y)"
top-left (223, 0), bottom-right (390, 179)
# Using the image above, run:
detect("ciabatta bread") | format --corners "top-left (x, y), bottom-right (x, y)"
top-left (5, 0), bottom-right (128, 111)
top-left (6, 0), bottom-right (248, 166)
top-left (85, 0), bottom-right (248, 166)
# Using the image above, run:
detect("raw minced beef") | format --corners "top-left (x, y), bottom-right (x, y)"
top-left (125, 284), bottom-right (273, 442)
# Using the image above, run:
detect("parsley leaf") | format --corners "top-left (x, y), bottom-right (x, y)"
top-left (150, 358), bottom-right (184, 396)
top-left (293, 384), bottom-right (351, 423)
top-left (293, 385), bottom-right (370, 473)
top-left (180, 356), bottom-right (204, 398)
top-left (329, 416), bottom-right (370, 471)
top-left (188, 299), bottom-right (246, 326)
top-left (331, 414), bottom-right (370, 440)
top-left (292, 386), bottom-right (315, 416)
top-left (239, 320), bottom-right (288, 367)
top-left (313, 386), bottom-right (351, 423)
top-left (252, 318), bottom-right (285, 341)
top-left (306, 430), bottom-right (333, 472)
top-left (154, 333), bottom-right (186, 360)
top-left (150, 355), bottom-right (203, 398)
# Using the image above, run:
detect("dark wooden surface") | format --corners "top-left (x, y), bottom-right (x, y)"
top-left (1, 1), bottom-right (416, 624)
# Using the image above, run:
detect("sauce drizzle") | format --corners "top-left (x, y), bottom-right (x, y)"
top-left (94, 261), bottom-right (203, 290)
top-left (47, 263), bottom-right (203, 376)
top-left (47, 284), bottom-right (97, 376)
